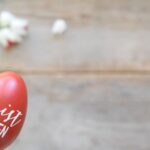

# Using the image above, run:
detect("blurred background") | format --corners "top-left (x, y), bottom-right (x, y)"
top-left (0, 0), bottom-right (149, 149)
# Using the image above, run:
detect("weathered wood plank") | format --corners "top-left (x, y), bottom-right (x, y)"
top-left (8, 75), bottom-right (150, 150)
top-left (0, 0), bottom-right (150, 72)
top-left (1, 0), bottom-right (150, 26)
top-left (0, 21), bottom-right (150, 72)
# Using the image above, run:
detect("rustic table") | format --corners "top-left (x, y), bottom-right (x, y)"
top-left (0, 0), bottom-right (149, 149)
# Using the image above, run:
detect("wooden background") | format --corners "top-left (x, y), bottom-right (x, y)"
top-left (0, 0), bottom-right (149, 149)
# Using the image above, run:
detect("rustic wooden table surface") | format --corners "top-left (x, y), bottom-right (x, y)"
top-left (0, 0), bottom-right (149, 150)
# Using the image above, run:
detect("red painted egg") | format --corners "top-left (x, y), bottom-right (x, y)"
top-left (0, 72), bottom-right (27, 149)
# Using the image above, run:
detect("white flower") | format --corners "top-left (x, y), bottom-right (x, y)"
top-left (0, 11), bottom-right (15, 28)
top-left (51, 19), bottom-right (67, 35)
top-left (0, 28), bottom-right (22, 48)
top-left (0, 11), bottom-right (29, 49)
top-left (0, 11), bottom-right (29, 36)
top-left (10, 18), bottom-right (29, 36)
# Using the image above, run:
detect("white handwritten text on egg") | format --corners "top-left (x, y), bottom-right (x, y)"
top-left (0, 105), bottom-right (22, 138)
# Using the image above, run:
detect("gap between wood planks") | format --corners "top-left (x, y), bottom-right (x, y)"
top-left (1, 69), bottom-right (150, 76)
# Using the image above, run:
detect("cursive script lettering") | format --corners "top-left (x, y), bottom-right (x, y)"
top-left (0, 104), bottom-right (23, 138)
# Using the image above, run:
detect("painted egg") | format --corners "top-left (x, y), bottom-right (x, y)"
top-left (0, 72), bottom-right (27, 149)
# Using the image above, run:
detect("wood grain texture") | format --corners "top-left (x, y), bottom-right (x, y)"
top-left (0, 20), bottom-right (150, 72)
top-left (1, 0), bottom-right (150, 25)
top-left (7, 75), bottom-right (150, 150)
top-left (0, 0), bottom-right (150, 72)
top-left (0, 1), bottom-right (149, 150)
